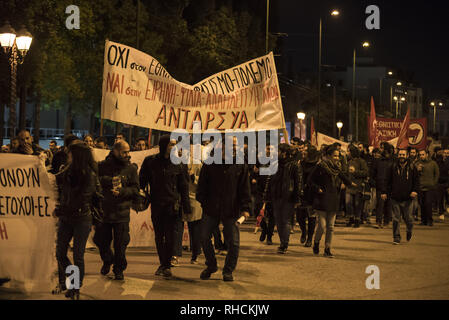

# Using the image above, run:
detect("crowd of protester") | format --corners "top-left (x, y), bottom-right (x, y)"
top-left (1, 129), bottom-right (448, 299)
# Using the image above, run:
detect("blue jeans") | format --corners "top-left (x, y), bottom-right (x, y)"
top-left (314, 210), bottom-right (337, 248)
top-left (56, 216), bottom-right (92, 288)
top-left (200, 215), bottom-right (239, 274)
top-left (391, 199), bottom-right (414, 241)
top-left (272, 199), bottom-right (295, 248)
top-left (346, 192), bottom-right (363, 220)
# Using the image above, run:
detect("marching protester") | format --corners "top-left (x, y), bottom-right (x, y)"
top-left (115, 132), bottom-right (126, 144)
top-left (196, 136), bottom-right (251, 281)
top-left (95, 136), bottom-right (108, 149)
top-left (10, 136), bottom-right (19, 153)
top-left (53, 143), bottom-right (102, 299)
top-left (269, 143), bottom-right (302, 254)
top-left (345, 145), bottom-right (369, 228)
top-left (14, 130), bottom-right (45, 156)
top-left (297, 145), bottom-right (320, 247)
top-left (49, 140), bottom-right (59, 156)
top-left (416, 149), bottom-right (439, 226)
top-left (94, 140), bottom-right (139, 280)
top-left (435, 148), bottom-right (449, 222)
top-left (380, 148), bottom-right (419, 244)
top-left (371, 143), bottom-right (395, 228)
top-left (134, 137), bottom-right (148, 151)
top-left (139, 135), bottom-right (191, 278)
top-left (83, 134), bottom-right (95, 148)
top-left (308, 144), bottom-right (352, 258)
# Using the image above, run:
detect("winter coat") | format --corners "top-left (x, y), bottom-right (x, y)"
top-left (346, 157), bottom-right (369, 194)
top-left (196, 163), bottom-right (251, 219)
top-left (436, 157), bottom-right (449, 187)
top-left (99, 153), bottom-right (139, 223)
top-left (269, 158), bottom-right (302, 204)
top-left (370, 156), bottom-right (394, 190)
top-left (380, 160), bottom-right (420, 202)
top-left (301, 159), bottom-right (318, 206)
top-left (139, 153), bottom-right (191, 215)
top-left (56, 166), bottom-right (102, 220)
top-left (416, 158), bottom-right (439, 191)
top-left (308, 160), bottom-right (351, 212)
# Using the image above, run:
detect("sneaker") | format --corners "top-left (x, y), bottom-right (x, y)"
top-left (155, 265), bottom-right (164, 276)
top-left (419, 222), bottom-right (427, 226)
top-left (290, 229), bottom-right (294, 234)
top-left (114, 272), bottom-right (124, 280)
top-left (383, 221), bottom-right (390, 227)
top-left (313, 242), bottom-right (319, 255)
top-left (266, 238), bottom-right (273, 245)
top-left (441, 214), bottom-right (447, 221)
top-left (162, 268), bottom-right (172, 279)
top-left (259, 231), bottom-right (267, 242)
top-left (346, 218), bottom-right (354, 227)
top-left (190, 257), bottom-right (199, 264)
top-left (65, 288), bottom-right (80, 300)
top-left (170, 256), bottom-right (179, 267)
top-left (200, 267), bottom-right (218, 280)
top-left (428, 221), bottom-right (433, 226)
top-left (354, 220), bottom-right (360, 228)
top-left (305, 239), bottom-right (312, 247)
top-left (277, 246), bottom-right (287, 254)
top-left (300, 233), bottom-right (307, 244)
top-left (323, 248), bottom-right (334, 258)
top-left (406, 232), bottom-right (412, 242)
top-left (376, 223), bottom-right (383, 229)
top-left (223, 273), bottom-right (234, 282)
top-left (100, 263), bottom-right (111, 276)
top-left (393, 240), bottom-right (400, 245)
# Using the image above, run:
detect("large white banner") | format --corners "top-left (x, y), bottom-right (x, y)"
top-left (316, 132), bottom-right (349, 152)
top-left (101, 40), bottom-right (285, 132)
top-left (0, 154), bottom-right (57, 292)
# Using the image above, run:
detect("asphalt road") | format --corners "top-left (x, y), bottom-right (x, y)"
top-left (1, 216), bottom-right (449, 300)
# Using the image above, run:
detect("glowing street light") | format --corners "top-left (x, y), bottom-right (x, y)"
top-left (336, 121), bottom-right (343, 139)
top-left (297, 112), bottom-right (306, 120)
top-left (331, 10), bottom-right (340, 16)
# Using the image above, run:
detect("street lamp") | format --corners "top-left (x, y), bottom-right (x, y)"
top-left (388, 71), bottom-right (393, 76)
top-left (396, 81), bottom-right (402, 86)
top-left (336, 121), bottom-right (343, 140)
top-left (318, 9), bottom-right (340, 137)
top-left (0, 22), bottom-right (32, 141)
top-left (430, 101), bottom-right (444, 132)
top-left (352, 41), bottom-right (370, 141)
top-left (297, 112), bottom-right (305, 140)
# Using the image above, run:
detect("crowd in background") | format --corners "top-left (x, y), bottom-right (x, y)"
top-left (1, 129), bottom-right (448, 299)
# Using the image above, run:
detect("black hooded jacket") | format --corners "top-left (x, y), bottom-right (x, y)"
top-left (139, 135), bottom-right (191, 214)
top-left (98, 152), bottom-right (139, 223)
top-left (380, 159), bottom-right (420, 201)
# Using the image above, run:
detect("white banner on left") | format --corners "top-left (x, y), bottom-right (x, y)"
top-left (0, 154), bottom-right (57, 292)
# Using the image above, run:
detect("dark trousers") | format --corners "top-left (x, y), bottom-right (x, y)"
top-left (201, 215), bottom-right (239, 274)
top-left (391, 199), bottom-right (413, 242)
top-left (419, 190), bottom-right (435, 224)
top-left (346, 192), bottom-right (363, 220)
top-left (376, 190), bottom-right (392, 224)
top-left (188, 219), bottom-right (203, 258)
top-left (296, 206), bottom-right (316, 241)
top-left (56, 216), bottom-right (92, 288)
top-left (151, 206), bottom-right (177, 269)
top-left (272, 199), bottom-right (295, 248)
top-left (93, 221), bottom-right (130, 274)
top-left (173, 215), bottom-right (184, 257)
top-left (259, 202), bottom-right (275, 239)
top-left (437, 184), bottom-right (448, 214)
top-left (212, 225), bottom-right (225, 250)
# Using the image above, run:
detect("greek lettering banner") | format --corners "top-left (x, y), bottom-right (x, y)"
top-left (101, 40), bottom-right (285, 132)
top-left (0, 154), bottom-right (57, 291)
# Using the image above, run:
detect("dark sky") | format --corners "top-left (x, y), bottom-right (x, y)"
top-left (271, 0), bottom-right (449, 98)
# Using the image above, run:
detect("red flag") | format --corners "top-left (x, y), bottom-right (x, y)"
top-left (310, 116), bottom-right (317, 146)
top-left (397, 108), bottom-right (410, 149)
top-left (368, 97), bottom-right (379, 147)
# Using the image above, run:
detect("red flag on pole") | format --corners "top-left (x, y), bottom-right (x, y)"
top-left (397, 108), bottom-right (410, 149)
top-left (368, 97), bottom-right (379, 147)
top-left (311, 116), bottom-right (317, 146)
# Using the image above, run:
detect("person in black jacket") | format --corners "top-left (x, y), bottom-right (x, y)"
top-left (372, 143), bottom-right (395, 228)
top-left (436, 148), bottom-right (449, 221)
top-left (297, 145), bottom-right (319, 247)
top-left (308, 145), bottom-right (352, 258)
top-left (53, 143), bottom-right (102, 300)
top-left (139, 135), bottom-right (191, 278)
top-left (94, 140), bottom-right (139, 281)
top-left (196, 136), bottom-right (251, 282)
top-left (380, 149), bottom-right (419, 244)
top-left (50, 134), bottom-right (81, 174)
top-left (269, 143), bottom-right (302, 254)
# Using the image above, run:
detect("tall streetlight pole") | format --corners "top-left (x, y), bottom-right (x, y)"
top-left (430, 101), bottom-right (444, 132)
top-left (265, 0), bottom-right (270, 54)
top-left (337, 121), bottom-right (343, 140)
top-left (0, 22), bottom-right (32, 143)
top-left (297, 112), bottom-right (305, 140)
top-left (317, 9), bottom-right (339, 135)
top-left (352, 41), bottom-right (370, 140)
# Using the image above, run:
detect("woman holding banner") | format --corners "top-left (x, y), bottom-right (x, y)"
top-left (53, 143), bottom-right (102, 300)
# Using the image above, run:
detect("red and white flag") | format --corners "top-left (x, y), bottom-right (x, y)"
top-left (396, 108), bottom-right (410, 149)
top-left (368, 97), bottom-right (379, 147)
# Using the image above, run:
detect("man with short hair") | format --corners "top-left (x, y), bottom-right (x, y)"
top-left (50, 134), bottom-right (80, 174)
top-left (381, 149), bottom-right (419, 244)
top-left (10, 137), bottom-right (19, 152)
top-left (14, 130), bottom-right (44, 155)
top-left (94, 140), bottom-right (139, 280)
top-left (196, 136), bottom-right (251, 281)
top-left (49, 140), bottom-right (59, 156)
top-left (115, 132), bottom-right (125, 144)
top-left (416, 149), bottom-right (439, 226)
top-left (135, 138), bottom-right (148, 151)
top-left (95, 137), bottom-right (108, 149)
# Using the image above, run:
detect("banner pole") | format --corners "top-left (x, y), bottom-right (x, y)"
top-left (148, 128), bottom-right (152, 147)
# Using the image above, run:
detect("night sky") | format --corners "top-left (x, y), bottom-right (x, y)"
top-left (271, 0), bottom-right (449, 99)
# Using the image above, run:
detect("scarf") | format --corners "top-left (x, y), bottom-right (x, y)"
top-left (319, 158), bottom-right (342, 188)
